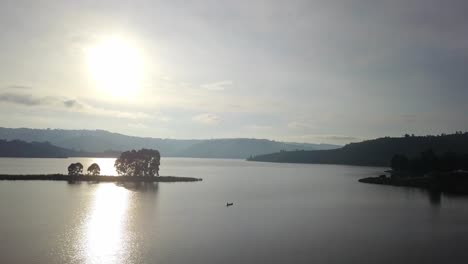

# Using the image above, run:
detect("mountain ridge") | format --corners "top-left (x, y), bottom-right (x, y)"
top-left (0, 127), bottom-right (340, 159)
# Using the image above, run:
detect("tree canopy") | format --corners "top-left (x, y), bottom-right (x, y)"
top-left (87, 163), bottom-right (101, 176)
top-left (391, 150), bottom-right (468, 174)
top-left (114, 149), bottom-right (160, 177)
top-left (68, 162), bottom-right (83, 176)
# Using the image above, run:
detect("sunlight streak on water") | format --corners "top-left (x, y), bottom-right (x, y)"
top-left (82, 184), bottom-right (130, 263)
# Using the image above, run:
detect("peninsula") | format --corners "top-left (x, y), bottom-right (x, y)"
top-left (359, 149), bottom-right (468, 194)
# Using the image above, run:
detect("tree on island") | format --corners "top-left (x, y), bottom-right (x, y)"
top-left (391, 154), bottom-right (409, 171)
top-left (87, 163), bottom-right (101, 176)
top-left (390, 149), bottom-right (468, 175)
top-left (114, 149), bottom-right (160, 177)
top-left (68, 162), bottom-right (83, 176)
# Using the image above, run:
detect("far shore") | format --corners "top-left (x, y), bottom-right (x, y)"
top-left (0, 174), bottom-right (202, 182)
top-left (359, 171), bottom-right (468, 194)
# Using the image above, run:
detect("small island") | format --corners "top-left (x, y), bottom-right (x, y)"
top-left (0, 148), bottom-right (202, 183)
top-left (359, 150), bottom-right (468, 194)
top-left (0, 174), bottom-right (201, 182)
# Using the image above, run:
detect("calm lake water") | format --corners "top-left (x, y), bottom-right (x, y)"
top-left (1, 158), bottom-right (468, 263)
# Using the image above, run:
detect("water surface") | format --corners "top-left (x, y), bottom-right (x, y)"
top-left (1, 158), bottom-right (468, 263)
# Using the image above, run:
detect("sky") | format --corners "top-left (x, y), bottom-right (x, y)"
top-left (0, 0), bottom-right (467, 145)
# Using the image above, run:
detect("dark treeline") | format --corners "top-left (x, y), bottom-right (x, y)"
top-left (249, 132), bottom-right (468, 167)
top-left (0, 139), bottom-right (120, 158)
top-left (0, 139), bottom-right (76, 158)
top-left (361, 149), bottom-right (468, 195)
top-left (391, 150), bottom-right (468, 174)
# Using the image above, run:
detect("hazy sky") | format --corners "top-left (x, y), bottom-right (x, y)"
top-left (1, 0), bottom-right (467, 144)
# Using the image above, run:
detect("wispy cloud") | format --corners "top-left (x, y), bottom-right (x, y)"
top-left (63, 99), bottom-right (84, 108)
top-left (0, 92), bottom-right (51, 106)
top-left (77, 103), bottom-right (151, 120)
top-left (192, 113), bottom-right (221, 125)
top-left (4, 85), bottom-right (33, 90)
top-left (0, 92), bottom-right (151, 120)
top-left (200, 80), bottom-right (233, 91)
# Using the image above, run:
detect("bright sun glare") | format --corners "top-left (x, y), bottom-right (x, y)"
top-left (86, 36), bottom-right (144, 98)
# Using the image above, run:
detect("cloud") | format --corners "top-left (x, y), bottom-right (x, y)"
top-left (4, 85), bottom-right (32, 90)
top-left (192, 113), bottom-right (221, 125)
top-left (63, 99), bottom-right (84, 108)
top-left (65, 101), bottom-right (151, 120)
top-left (0, 92), bottom-right (151, 120)
top-left (200, 80), bottom-right (233, 91)
top-left (0, 92), bottom-right (48, 106)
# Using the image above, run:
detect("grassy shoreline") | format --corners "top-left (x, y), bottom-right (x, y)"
top-left (0, 174), bottom-right (202, 182)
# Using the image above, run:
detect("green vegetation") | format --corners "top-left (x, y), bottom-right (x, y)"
top-left (65, 149), bottom-right (161, 177)
top-left (249, 132), bottom-right (468, 167)
top-left (115, 149), bottom-right (160, 177)
top-left (87, 163), bottom-right (101, 176)
top-left (67, 162), bottom-right (83, 176)
top-left (359, 149), bottom-right (468, 194)
top-left (390, 150), bottom-right (468, 174)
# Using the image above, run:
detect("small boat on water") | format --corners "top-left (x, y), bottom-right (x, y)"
top-left (226, 202), bottom-right (233, 207)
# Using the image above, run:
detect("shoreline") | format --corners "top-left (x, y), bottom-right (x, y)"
top-left (0, 174), bottom-right (202, 182)
top-left (359, 171), bottom-right (468, 194)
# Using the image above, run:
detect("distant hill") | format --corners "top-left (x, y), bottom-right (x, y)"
top-left (248, 133), bottom-right (468, 167)
top-left (173, 138), bottom-right (337, 159)
top-left (0, 140), bottom-right (77, 158)
top-left (0, 127), bottom-right (340, 159)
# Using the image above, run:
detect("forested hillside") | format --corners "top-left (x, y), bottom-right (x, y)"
top-left (249, 133), bottom-right (468, 166)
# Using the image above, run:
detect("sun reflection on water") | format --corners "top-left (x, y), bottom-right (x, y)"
top-left (83, 184), bottom-right (130, 263)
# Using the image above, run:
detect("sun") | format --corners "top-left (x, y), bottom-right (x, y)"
top-left (86, 36), bottom-right (144, 98)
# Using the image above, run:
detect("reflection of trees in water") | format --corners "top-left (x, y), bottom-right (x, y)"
top-left (405, 188), bottom-right (442, 208)
top-left (68, 181), bottom-right (160, 193)
top-left (428, 190), bottom-right (441, 207)
top-left (116, 182), bottom-right (159, 192)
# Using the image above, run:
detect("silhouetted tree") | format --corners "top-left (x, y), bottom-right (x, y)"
top-left (114, 149), bottom-right (160, 177)
top-left (87, 163), bottom-right (101, 176)
top-left (390, 150), bottom-right (468, 176)
top-left (420, 149), bottom-right (438, 172)
top-left (391, 154), bottom-right (409, 171)
top-left (68, 162), bottom-right (83, 176)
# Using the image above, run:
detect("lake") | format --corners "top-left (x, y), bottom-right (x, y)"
top-left (1, 157), bottom-right (468, 263)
